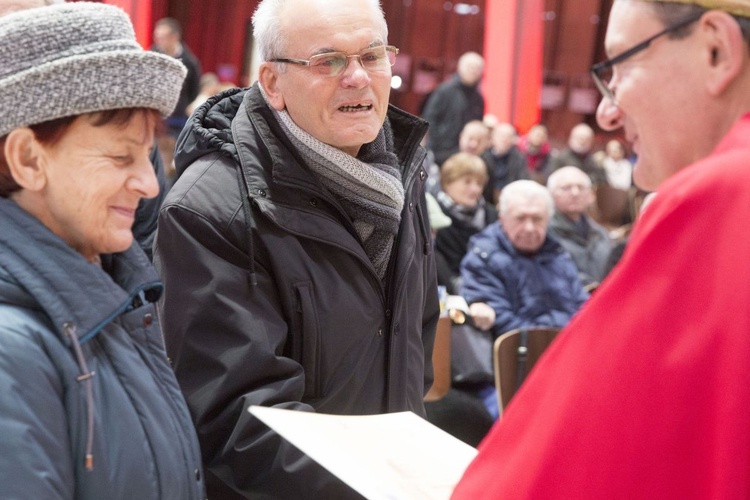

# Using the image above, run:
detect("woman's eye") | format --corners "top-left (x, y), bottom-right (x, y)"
top-left (111, 155), bottom-right (132, 164)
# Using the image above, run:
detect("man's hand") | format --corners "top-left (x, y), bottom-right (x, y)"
top-left (469, 302), bottom-right (495, 331)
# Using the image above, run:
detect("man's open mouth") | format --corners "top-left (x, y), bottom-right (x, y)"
top-left (339, 104), bottom-right (372, 112)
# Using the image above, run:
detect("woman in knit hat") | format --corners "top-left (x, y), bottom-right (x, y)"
top-left (0, 3), bottom-right (204, 498)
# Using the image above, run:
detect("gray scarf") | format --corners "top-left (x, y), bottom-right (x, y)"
top-left (436, 190), bottom-right (487, 231)
top-left (260, 86), bottom-right (404, 280)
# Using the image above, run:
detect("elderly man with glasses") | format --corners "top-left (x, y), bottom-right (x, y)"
top-left (453, 0), bottom-right (750, 497)
top-left (153, 0), bottom-right (438, 497)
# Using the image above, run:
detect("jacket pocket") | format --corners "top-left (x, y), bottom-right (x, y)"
top-left (291, 281), bottom-right (323, 399)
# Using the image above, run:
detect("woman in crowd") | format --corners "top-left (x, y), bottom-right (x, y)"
top-left (601, 138), bottom-right (633, 191)
top-left (517, 123), bottom-right (551, 184)
top-left (0, 3), bottom-right (204, 498)
top-left (434, 152), bottom-right (498, 294)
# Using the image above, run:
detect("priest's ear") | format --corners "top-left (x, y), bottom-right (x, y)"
top-left (698, 10), bottom-right (746, 96)
top-left (3, 128), bottom-right (47, 192)
top-left (259, 62), bottom-right (287, 111)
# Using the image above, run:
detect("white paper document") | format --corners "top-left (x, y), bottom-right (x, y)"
top-left (249, 406), bottom-right (478, 500)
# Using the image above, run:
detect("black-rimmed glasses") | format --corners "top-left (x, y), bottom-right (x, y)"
top-left (590, 11), bottom-right (703, 102)
top-left (269, 45), bottom-right (399, 77)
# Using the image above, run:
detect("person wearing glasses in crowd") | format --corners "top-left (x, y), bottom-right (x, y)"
top-left (153, 0), bottom-right (438, 497)
top-left (452, 0), bottom-right (750, 497)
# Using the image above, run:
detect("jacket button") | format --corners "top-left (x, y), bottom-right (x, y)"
top-left (409, 202), bottom-right (414, 211)
top-left (195, 468), bottom-right (201, 481)
top-left (419, 170), bottom-right (426, 181)
top-left (310, 198), bottom-right (318, 207)
top-left (377, 329), bottom-right (384, 337)
top-left (385, 309), bottom-right (392, 317)
top-left (257, 189), bottom-right (267, 197)
top-left (143, 313), bottom-right (153, 327)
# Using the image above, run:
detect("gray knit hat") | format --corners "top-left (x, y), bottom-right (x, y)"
top-left (0, 2), bottom-right (187, 137)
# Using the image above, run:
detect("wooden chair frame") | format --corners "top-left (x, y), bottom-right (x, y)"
top-left (493, 326), bottom-right (561, 417)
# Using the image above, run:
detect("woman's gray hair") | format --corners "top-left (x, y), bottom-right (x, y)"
top-left (499, 180), bottom-right (554, 218)
top-left (251, 0), bottom-right (388, 62)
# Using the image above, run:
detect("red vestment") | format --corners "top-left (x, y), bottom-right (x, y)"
top-left (452, 114), bottom-right (750, 499)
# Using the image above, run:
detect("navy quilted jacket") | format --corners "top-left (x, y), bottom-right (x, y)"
top-left (460, 221), bottom-right (588, 337)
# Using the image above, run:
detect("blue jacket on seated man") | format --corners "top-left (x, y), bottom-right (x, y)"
top-left (460, 181), bottom-right (589, 338)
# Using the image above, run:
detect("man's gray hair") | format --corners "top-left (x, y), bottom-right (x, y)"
top-left (252, 0), bottom-right (388, 62)
top-left (499, 180), bottom-right (554, 217)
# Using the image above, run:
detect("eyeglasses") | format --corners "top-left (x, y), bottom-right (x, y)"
top-left (556, 183), bottom-right (591, 194)
top-left (590, 11), bottom-right (703, 103)
top-left (269, 45), bottom-right (399, 77)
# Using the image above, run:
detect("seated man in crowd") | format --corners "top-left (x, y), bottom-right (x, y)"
top-left (424, 120), bottom-right (490, 196)
top-left (547, 166), bottom-right (613, 289)
top-left (457, 120), bottom-right (491, 157)
top-left (458, 180), bottom-right (588, 419)
top-left (461, 179), bottom-right (588, 338)
top-left (547, 123), bottom-right (607, 186)
top-left (481, 122), bottom-right (529, 205)
top-left (517, 123), bottom-right (551, 183)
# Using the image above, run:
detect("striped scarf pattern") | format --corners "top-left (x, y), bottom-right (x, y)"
top-left (260, 87), bottom-right (404, 279)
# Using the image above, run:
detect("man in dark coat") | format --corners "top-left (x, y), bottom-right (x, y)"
top-left (422, 51), bottom-right (485, 166)
top-left (547, 123), bottom-right (607, 186)
top-left (153, 0), bottom-right (439, 497)
top-left (151, 17), bottom-right (201, 137)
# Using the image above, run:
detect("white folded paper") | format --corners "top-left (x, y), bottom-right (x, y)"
top-left (249, 406), bottom-right (478, 500)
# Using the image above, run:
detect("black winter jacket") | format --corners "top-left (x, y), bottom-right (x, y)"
top-left (154, 84), bottom-right (439, 498)
top-left (421, 75), bottom-right (485, 166)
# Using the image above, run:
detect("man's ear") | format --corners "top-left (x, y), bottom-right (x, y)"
top-left (699, 10), bottom-right (745, 96)
top-left (4, 128), bottom-right (47, 192)
top-left (259, 62), bottom-right (286, 111)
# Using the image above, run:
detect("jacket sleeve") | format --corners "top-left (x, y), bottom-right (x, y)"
top-left (460, 248), bottom-right (525, 336)
top-left (154, 204), bottom-right (353, 498)
top-left (568, 258), bottom-right (590, 310)
top-left (0, 321), bottom-right (73, 499)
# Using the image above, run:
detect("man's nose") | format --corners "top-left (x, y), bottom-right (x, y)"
top-left (340, 57), bottom-right (371, 88)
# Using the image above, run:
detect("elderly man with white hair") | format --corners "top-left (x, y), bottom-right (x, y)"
top-left (458, 179), bottom-right (588, 419)
top-left (154, 0), bottom-right (438, 496)
top-left (460, 180), bottom-right (588, 338)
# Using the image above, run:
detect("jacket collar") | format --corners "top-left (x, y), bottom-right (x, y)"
top-left (490, 221), bottom-right (563, 260)
top-left (0, 197), bottom-right (161, 342)
top-left (235, 83), bottom-right (429, 195)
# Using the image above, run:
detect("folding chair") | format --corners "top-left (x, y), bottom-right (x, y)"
top-left (493, 326), bottom-right (561, 417)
